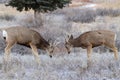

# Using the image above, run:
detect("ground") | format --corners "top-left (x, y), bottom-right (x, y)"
top-left (0, 52), bottom-right (120, 80)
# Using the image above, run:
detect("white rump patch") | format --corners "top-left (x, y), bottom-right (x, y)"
top-left (2, 30), bottom-right (7, 38)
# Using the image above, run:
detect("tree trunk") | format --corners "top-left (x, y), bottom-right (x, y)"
top-left (34, 10), bottom-right (43, 27)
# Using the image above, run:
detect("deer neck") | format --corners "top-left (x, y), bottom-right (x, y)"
top-left (69, 39), bottom-right (81, 47)
top-left (38, 40), bottom-right (50, 50)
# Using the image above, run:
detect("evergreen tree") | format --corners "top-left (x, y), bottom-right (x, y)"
top-left (6, 0), bottom-right (71, 27)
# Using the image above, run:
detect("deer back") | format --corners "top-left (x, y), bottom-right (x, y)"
top-left (3, 27), bottom-right (50, 49)
top-left (69, 30), bottom-right (115, 48)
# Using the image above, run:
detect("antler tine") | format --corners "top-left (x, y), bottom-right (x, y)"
top-left (48, 38), bottom-right (59, 47)
top-left (48, 38), bottom-right (53, 47)
top-left (53, 38), bottom-right (61, 46)
top-left (64, 31), bottom-right (71, 41)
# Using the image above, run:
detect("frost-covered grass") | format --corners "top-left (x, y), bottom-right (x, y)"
top-left (0, 2), bottom-right (120, 80)
top-left (0, 52), bottom-right (120, 80)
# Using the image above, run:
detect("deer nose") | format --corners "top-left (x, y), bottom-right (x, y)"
top-left (49, 55), bottom-right (52, 58)
top-left (68, 51), bottom-right (70, 54)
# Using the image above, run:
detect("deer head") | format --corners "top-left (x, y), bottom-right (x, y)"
top-left (65, 35), bottom-right (73, 54)
top-left (46, 39), bottom-right (60, 58)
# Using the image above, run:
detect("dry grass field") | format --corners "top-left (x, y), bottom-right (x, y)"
top-left (0, 0), bottom-right (120, 80)
top-left (0, 52), bottom-right (120, 80)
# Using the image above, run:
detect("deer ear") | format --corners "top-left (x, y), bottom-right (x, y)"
top-left (70, 35), bottom-right (73, 39)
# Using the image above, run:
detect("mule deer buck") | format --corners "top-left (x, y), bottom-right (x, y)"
top-left (1, 27), bottom-right (57, 63)
top-left (65, 30), bottom-right (118, 60)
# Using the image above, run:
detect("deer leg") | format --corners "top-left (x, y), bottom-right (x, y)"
top-left (110, 46), bottom-right (118, 60)
top-left (105, 44), bottom-right (118, 60)
top-left (87, 45), bottom-right (92, 60)
top-left (4, 42), bottom-right (14, 62)
top-left (29, 43), bottom-right (40, 64)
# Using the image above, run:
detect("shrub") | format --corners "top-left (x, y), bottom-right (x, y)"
top-left (67, 8), bottom-right (96, 23)
top-left (0, 14), bottom-right (15, 21)
top-left (53, 8), bottom-right (120, 23)
top-left (41, 14), bottom-right (72, 40)
top-left (53, 8), bottom-right (97, 23)
top-left (96, 8), bottom-right (120, 17)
